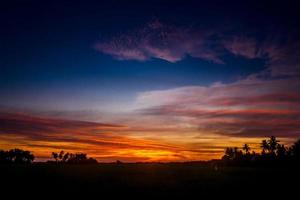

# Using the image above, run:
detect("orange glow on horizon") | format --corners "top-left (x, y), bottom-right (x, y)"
top-left (0, 113), bottom-right (297, 162)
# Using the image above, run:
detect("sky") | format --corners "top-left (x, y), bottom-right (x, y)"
top-left (1, 0), bottom-right (300, 162)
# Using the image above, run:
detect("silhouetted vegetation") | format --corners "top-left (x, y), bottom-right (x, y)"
top-left (0, 148), bottom-right (34, 164)
top-left (49, 150), bottom-right (97, 164)
top-left (1, 138), bottom-right (300, 198)
top-left (221, 136), bottom-right (300, 166)
top-left (1, 136), bottom-right (300, 168)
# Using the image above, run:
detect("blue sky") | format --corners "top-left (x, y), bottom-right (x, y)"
top-left (1, 0), bottom-right (282, 111)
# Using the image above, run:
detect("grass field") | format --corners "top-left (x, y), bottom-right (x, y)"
top-left (0, 163), bottom-right (299, 198)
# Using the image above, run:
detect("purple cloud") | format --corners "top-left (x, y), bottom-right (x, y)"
top-left (135, 77), bottom-right (300, 138)
top-left (263, 39), bottom-right (300, 77)
top-left (223, 36), bottom-right (259, 59)
top-left (94, 21), bottom-right (223, 64)
top-left (94, 20), bottom-right (300, 81)
top-left (223, 35), bottom-right (300, 77)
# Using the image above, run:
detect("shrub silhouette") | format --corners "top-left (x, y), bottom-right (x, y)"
top-left (291, 139), bottom-right (300, 158)
top-left (50, 151), bottom-right (97, 164)
top-left (52, 152), bottom-right (58, 162)
top-left (0, 148), bottom-right (34, 164)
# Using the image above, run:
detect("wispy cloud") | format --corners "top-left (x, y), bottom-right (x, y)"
top-left (135, 77), bottom-right (300, 138)
top-left (264, 39), bottom-right (300, 77)
top-left (94, 20), bottom-right (223, 64)
top-left (0, 112), bottom-right (214, 162)
top-left (95, 20), bottom-right (300, 81)
top-left (223, 35), bottom-right (300, 77)
top-left (223, 36), bottom-right (259, 59)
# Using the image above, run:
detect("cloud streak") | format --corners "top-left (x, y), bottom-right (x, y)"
top-left (95, 20), bottom-right (300, 85)
top-left (223, 35), bottom-right (300, 77)
top-left (135, 77), bottom-right (300, 138)
top-left (0, 112), bottom-right (216, 162)
top-left (223, 36), bottom-right (260, 59)
top-left (95, 20), bottom-right (223, 64)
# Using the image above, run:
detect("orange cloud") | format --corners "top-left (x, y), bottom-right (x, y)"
top-left (135, 77), bottom-right (300, 138)
top-left (0, 112), bottom-right (208, 162)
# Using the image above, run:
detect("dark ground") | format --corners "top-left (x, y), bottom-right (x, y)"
top-left (0, 163), bottom-right (299, 198)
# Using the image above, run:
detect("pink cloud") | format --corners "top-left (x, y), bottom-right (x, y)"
top-left (0, 112), bottom-right (126, 139)
top-left (263, 39), bottom-right (300, 77)
top-left (95, 21), bottom-right (300, 80)
top-left (135, 77), bottom-right (300, 138)
top-left (0, 112), bottom-right (191, 162)
top-left (223, 36), bottom-right (259, 59)
top-left (94, 21), bottom-right (223, 64)
top-left (224, 35), bottom-right (300, 77)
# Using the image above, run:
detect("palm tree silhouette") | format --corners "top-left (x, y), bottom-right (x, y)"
top-left (268, 136), bottom-right (279, 154)
top-left (242, 144), bottom-right (250, 154)
top-left (261, 140), bottom-right (269, 154)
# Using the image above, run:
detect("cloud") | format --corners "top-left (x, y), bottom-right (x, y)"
top-left (0, 112), bottom-right (124, 137)
top-left (94, 20), bottom-right (224, 64)
top-left (223, 35), bottom-right (300, 77)
top-left (135, 77), bottom-right (300, 138)
top-left (0, 112), bottom-right (211, 162)
top-left (1, 111), bottom-right (262, 161)
top-left (263, 39), bottom-right (300, 77)
top-left (95, 20), bottom-right (300, 81)
top-left (223, 36), bottom-right (259, 59)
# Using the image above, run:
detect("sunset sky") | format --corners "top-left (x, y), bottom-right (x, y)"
top-left (1, 0), bottom-right (300, 162)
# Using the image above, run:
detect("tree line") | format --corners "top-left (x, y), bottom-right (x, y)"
top-left (0, 149), bottom-right (97, 164)
top-left (48, 150), bottom-right (97, 164)
top-left (1, 136), bottom-right (300, 165)
top-left (222, 136), bottom-right (300, 166)
top-left (0, 148), bottom-right (35, 164)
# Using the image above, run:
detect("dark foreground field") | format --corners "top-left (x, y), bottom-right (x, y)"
top-left (0, 163), bottom-right (299, 198)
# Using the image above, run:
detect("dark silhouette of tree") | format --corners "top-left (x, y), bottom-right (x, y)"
top-left (62, 152), bottom-right (70, 162)
top-left (68, 153), bottom-right (87, 164)
top-left (242, 144), bottom-right (250, 154)
top-left (223, 147), bottom-right (235, 160)
top-left (235, 148), bottom-right (243, 160)
top-left (290, 139), bottom-right (300, 158)
top-left (58, 150), bottom-right (64, 161)
top-left (268, 136), bottom-right (280, 155)
top-left (222, 147), bottom-right (243, 161)
top-left (51, 151), bottom-right (71, 163)
top-left (50, 151), bottom-right (97, 164)
top-left (261, 140), bottom-right (269, 154)
top-left (116, 160), bottom-right (123, 164)
top-left (52, 152), bottom-right (58, 162)
top-left (221, 136), bottom-right (300, 166)
top-left (9, 149), bottom-right (35, 164)
top-left (276, 144), bottom-right (287, 158)
top-left (0, 150), bottom-right (11, 163)
top-left (0, 149), bottom-right (34, 164)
